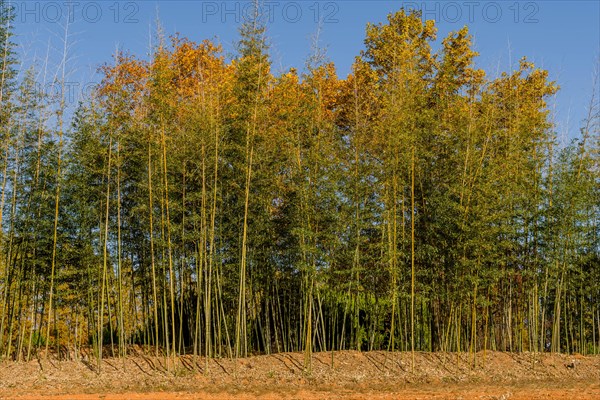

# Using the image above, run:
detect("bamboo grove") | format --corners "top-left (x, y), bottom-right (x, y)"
top-left (0, 2), bottom-right (598, 367)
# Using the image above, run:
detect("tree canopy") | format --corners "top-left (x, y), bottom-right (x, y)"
top-left (0, 7), bottom-right (597, 369)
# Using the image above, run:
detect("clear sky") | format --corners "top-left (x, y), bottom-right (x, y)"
top-left (11, 0), bottom-right (600, 141)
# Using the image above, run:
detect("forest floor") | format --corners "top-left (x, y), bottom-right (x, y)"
top-left (0, 349), bottom-right (599, 399)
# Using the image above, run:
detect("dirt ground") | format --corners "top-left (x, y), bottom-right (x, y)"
top-left (0, 350), bottom-right (599, 399)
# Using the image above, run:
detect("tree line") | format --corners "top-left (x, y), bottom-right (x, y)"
top-left (0, 1), bottom-right (598, 370)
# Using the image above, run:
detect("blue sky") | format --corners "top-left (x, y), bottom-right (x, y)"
top-left (11, 0), bottom-right (600, 141)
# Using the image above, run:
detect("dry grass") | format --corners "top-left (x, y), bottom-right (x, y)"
top-left (0, 349), bottom-right (599, 399)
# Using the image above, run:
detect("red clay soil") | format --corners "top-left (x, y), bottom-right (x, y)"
top-left (1, 350), bottom-right (599, 399)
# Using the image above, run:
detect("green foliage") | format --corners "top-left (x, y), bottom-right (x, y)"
top-left (0, 7), bottom-right (597, 362)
